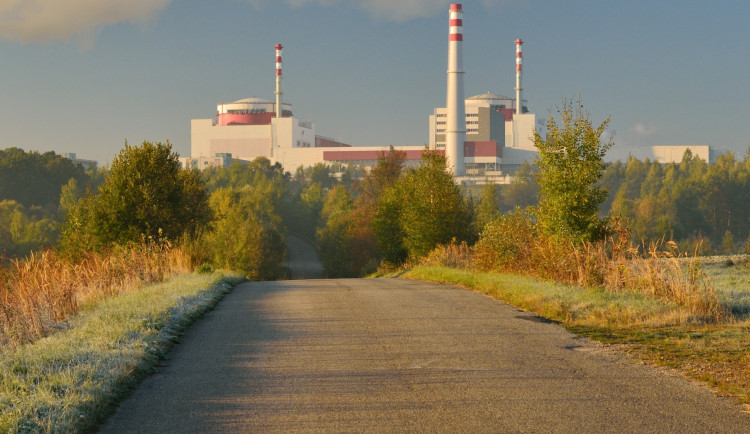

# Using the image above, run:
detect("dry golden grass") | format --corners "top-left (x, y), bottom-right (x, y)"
top-left (0, 243), bottom-right (191, 351)
top-left (420, 240), bottom-right (473, 270)
top-left (469, 216), bottom-right (726, 322)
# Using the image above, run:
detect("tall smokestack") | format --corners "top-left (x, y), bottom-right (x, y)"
top-left (275, 43), bottom-right (283, 118)
top-left (515, 38), bottom-right (523, 115)
top-left (445, 4), bottom-right (465, 176)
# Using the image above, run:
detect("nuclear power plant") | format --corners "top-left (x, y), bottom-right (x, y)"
top-left (185, 3), bottom-right (539, 182)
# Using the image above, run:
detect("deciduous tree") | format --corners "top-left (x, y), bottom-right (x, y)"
top-left (534, 98), bottom-right (613, 243)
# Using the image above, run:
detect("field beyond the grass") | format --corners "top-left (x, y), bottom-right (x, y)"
top-left (0, 272), bottom-right (243, 433)
top-left (400, 258), bottom-right (750, 406)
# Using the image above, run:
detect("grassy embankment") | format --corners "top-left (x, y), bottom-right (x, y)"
top-left (398, 257), bottom-right (750, 407)
top-left (0, 271), bottom-right (243, 433)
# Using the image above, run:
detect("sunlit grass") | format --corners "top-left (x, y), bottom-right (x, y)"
top-left (0, 272), bottom-right (242, 433)
top-left (404, 266), bottom-right (689, 328)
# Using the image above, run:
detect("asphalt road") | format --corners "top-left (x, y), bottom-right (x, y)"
top-left (99, 277), bottom-right (750, 433)
top-left (286, 234), bottom-right (324, 279)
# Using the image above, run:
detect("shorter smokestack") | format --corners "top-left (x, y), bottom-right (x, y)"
top-left (275, 43), bottom-right (283, 118)
top-left (515, 38), bottom-right (523, 115)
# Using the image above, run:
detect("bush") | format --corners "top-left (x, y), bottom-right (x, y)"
top-left (205, 187), bottom-right (286, 280)
top-left (60, 141), bottom-right (210, 253)
top-left (373, 150), bottom-right (476, 263)
top-left (473, 209), bottom-right (536, 273)
top-left (421, 240), bottom-right (473, 270)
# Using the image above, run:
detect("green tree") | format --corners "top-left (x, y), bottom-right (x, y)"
top-left (340, 149), bottom-right (405, 270)
top-left (372, 186), bottom-right (407, 264)
top-left (721, 230), bottom-right (735, 254)
top-left (379, 150), bottom-right (476, 259)
top-left (501, 161), bottom-right (539, 211)
top-left (477, 182), bottom-right (501, 229)
top-left (206, 187), bottom-right (286, 280)
top-left (317, 186), bottom-right (356, 277)
top-left (61, 141), bottom-right (211, 250)
top-left (0, 147), bottom-right (89, 208)
top-left (0, 199), bottom-right (58, 257)
top-left (359, 148), bottom-right (406, 205)
top-left (534, 98), bottom-right (613, 243)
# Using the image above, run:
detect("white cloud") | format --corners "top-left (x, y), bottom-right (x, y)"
top-left (355, 0), bottom-right (453, 21)
top-left (247, 0), bottom-right (499, 21)
top-left (0, 0), bottom-right (172, 47)
top-left (629, 122), bottom-right (657, 136)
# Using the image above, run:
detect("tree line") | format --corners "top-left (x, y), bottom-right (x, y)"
top-left (500, 148), bottom-right (750, 254)
top-left (2, 97), bottom-right (748, 277)
top-left (0, 148), bottom-right (102, 258)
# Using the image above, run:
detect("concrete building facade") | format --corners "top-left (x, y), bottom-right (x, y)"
top-left (429, 92), bottom-right (538, 175)
top-left (62, 153), bottom-right (97, 172)
top-left (652, 145), bottom-right (715, 164)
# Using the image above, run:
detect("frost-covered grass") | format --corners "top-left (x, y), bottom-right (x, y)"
top-left (700, 255), bottom-right (750, 319)
top-left (0, 272), bottom-right (242, 433)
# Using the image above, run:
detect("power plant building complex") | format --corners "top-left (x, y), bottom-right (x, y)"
top-left (186, 4), bottom-right (539, 181)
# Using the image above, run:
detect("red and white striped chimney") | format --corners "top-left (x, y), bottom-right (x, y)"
top-left (445, 4), bottom-right (466, 176)
top-left (515, 38), bottom-right (523, 115)
top-left (275, 43), bottom-right (283, 118)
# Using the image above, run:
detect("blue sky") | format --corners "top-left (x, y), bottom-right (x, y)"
top-left (1, 0), bottom-right (748, 165)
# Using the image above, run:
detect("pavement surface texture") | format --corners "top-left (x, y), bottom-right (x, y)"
top-left (99, 278), bottom-right (750, 433)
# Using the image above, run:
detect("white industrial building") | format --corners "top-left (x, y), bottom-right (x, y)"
top-left (62, 153), bottom-right (98, 172)
top-left (652, 145), bottom-right (715, 164)
top-left (187, 4), bottom-right (540, 182)
top-left (428, 92), bottom-right (539, 176)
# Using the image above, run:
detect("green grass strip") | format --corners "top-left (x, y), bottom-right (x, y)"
top-left (0, 272), bottom-right (243, 433)
top-left (403, 266), bottom-right (684, 327)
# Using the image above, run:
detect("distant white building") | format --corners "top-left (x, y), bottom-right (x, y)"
top-left (179, 152), bottom-right (248, 170)
top-left (62, 153), bottom-right (97, 171)
top-left (189, 93), bottom-right (539, 183)
top-left (652, 145), bottom-right (715, 164)
top-left (189, 96), bottom-right (428, 172)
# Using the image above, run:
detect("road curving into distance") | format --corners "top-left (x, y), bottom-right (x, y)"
top-left (99, 276), bottom-right (750, 432)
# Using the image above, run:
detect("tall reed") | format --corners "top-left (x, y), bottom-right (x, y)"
top-left (0, 242), bottom-right (191, 351)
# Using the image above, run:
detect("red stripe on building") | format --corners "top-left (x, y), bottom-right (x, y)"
top-left (218, 112), bottom-right (285, 126)
top-left (449, 34), bottom-right (463, 41)
top-left (497, 108), bottom-right (515, 121)
top-left (450, 4), bottom-right (463, 12)
top-left (323, 149), bottom-right (427, 162)
top-left (464, 141), bottom-right (501, 158)
top-left (450, 19), bottom-right (462, 27)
